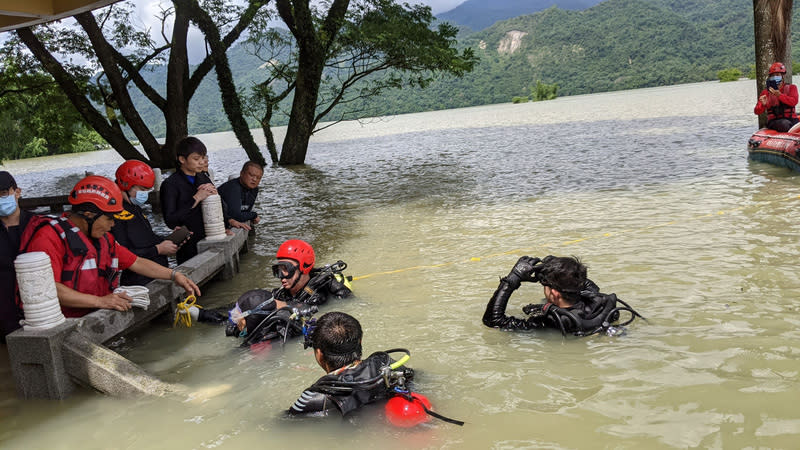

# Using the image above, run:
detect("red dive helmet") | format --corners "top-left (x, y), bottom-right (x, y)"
top-left (276, 239), bottom-right (315, 274)
top-left (769, 62), bottom-right (787, 74)
top-left (115, 160), bottom-right (155, 191)
top-left (69, 175), bottom-right (123, 214)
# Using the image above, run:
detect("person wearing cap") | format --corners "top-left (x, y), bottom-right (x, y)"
top-left (217, 161), bottom-right (263, 231)
top-left (482, 256), bottom-right (642, 336)
top-left (111, 160), bottom-right (182, 286)
top-left (21, 175), bottom-right (201, 318)
top-left (0, 171), bottom-right (32, 340)
top-left (160, 136), bottom-right (218, 264)
top-left (755, 62), bottom-right (799, 132)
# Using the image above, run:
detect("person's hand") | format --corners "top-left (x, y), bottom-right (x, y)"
top-left (98, 292), bottom-right (133, 312)
top-left (508, 256), bottom-right (542, 283)
top-left (252, 216), bottom-right (260, 225)
top-left (759, 94), bottom-right (768, 106)
top-left (173, 272), bottom-right (201, 297)
top-left (228, 219), bottom-right (251, 231)
top-left (198, 183), bottom-right (217, 195)
top-left (769, 87), bottom-right (781, 96)
top-left (156, 240), bottom-right (178, 255)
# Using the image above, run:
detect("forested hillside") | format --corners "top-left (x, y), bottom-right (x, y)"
top-left (436, 0), bottom-right (604, 31)
top-left (128, 0), bottom-right (795, 138)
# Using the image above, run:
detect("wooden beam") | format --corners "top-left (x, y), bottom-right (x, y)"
top-left (0, 0), bottom-right (120, 32)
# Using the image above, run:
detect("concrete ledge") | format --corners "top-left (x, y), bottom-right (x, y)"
top-left (62, 332), bottom-right (173, 397)
top-left (76, 249), bottom-right (225, 345)
top-left (7, 226), bottom-right (250, 399)
top-left (6, 321), bottom-right (78, 399)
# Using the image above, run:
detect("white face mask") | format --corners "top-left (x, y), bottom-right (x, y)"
top-left (0, 194), bottom-right (18, 217)
top-left (130, 190), bottom-right (149, 206)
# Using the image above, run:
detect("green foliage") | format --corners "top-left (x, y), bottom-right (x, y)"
top-left (748, 64), bottom-right (757, 79)
top-left (0, 59), bottom-right (107, 161)
top-left (511, 96), bottom-right (530, 103)
top-left (532, 80), bottom-right (558, 101)
top-left (717, 68), bottom-right (742, 82)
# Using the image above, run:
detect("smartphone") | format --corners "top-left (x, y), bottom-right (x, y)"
top-left (166, 226), bottom-right (192, 246)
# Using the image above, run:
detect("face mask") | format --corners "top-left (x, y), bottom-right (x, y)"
top-left (0, 194), bottom-right (18, 216)
top-left (130, 190), bottom-right (149, 206)
top-left (769, 76), bottom-right (783, 82)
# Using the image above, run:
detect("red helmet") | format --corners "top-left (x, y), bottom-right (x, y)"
top-left (69, 175), bottom-right (123, 213)
top-left (115, 160), bottom-right (155, 191)
top-left (769, 62), bottom-right (787, 74)
top-left (276, 239), bottom-right (315, 274)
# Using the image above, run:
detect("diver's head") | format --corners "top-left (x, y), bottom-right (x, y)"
top-left (310, 312), bottom-right (362, 372)
top-left (537, 256), bottom-right (587, 307)
top-left (228, 289), bottom-right (275, 335)
top-left (273, 239), bottom-right (314, 295)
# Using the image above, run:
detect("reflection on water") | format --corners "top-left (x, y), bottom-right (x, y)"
top-left (2, 80), bottom-right (800, 448)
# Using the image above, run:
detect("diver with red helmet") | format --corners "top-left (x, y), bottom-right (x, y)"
top-left (111, 160), bottom-right (186, 286)
top-left (483, 256), bottom-right (644, 336)
top-left (22, 175), bottom-right (200, 317)
top-left (754, 62), bottom-right (799, 132)
top-left (186, 239), bottom-right (351, 345)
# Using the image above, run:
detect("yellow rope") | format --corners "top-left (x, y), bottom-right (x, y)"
top-left (350, 194), bottom-right (800, 281)
top-left (173, 294), bottom-right (202, 328)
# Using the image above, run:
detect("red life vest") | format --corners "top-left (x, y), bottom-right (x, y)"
top-left (766, 85), bottom-right (799, 121)
top-left (19, 215), bottom-right (120, 317)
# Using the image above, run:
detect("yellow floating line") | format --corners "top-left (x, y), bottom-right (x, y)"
top-left (350, 194), bottom-right (800, 282)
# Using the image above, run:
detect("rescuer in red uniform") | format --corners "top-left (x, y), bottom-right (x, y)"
top-left (754, 61), bottom-right (799, 132)
top-left (22, 175), bottom-right (200, 317)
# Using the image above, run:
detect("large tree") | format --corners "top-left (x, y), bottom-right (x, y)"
top-left (753, 0), bottom-right (793, 128)
top-left (268, 0), bottom-right (476, 165)
top-left (9, 0), bottom-right (268, 168)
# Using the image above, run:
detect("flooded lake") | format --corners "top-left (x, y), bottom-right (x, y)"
top-left (2, 79), bottom-right (799, 448)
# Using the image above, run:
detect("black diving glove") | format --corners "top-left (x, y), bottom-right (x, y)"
top-left (505, 256), bottom-right (541, 288)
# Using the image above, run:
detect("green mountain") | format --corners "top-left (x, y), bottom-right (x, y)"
top-left (128, 0), bottom-right (787, 138)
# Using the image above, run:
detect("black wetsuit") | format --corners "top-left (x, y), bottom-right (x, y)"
top-left (0, 209), bottom-right (32, 340)
top-left (217, 178), bottom-right (259, 223)
top-left (288, 351), bottom-right (414, 416)
top-left (110, 200), bottom-right (169, 286)
top-left (160, 171), bottom-right (208, 264)
top-left (482, 276), bottom-right (623, 335)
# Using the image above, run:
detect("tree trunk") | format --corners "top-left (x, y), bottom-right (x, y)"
top-left (279, 51), bottom-right (324, 165)
top-left (276, 0), bottom-right (350, 165)
top-left (179, 0), bottom-right (266, 167)
top-left (753, 0), bottom-right (793, 128)
top-left (162, 3), bottom-right (192, 169)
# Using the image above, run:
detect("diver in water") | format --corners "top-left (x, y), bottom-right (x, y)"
top-left (188, 239), bottom-right (352, 346)
top-left (482, 255), bottom-right (644, 336)
top-left (287, 311), bottom-right (415, 417)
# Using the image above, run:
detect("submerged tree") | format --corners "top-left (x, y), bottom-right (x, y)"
top-left (10, 1), bottom-right (269, 168)
top-left (753, 0), bottom-right (793, 128)
top-left (266, 0), bottom-right (477, 165)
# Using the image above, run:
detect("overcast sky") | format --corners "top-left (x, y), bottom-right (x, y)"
top-left (130, 0), bottom-right (466, 61)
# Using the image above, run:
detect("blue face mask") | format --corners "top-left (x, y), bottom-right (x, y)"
top-left (130, 190), bottom-right (149, 206)
top-left (0, 194), bottom-right (18, 217)
top-left (769, 76), bottom-right (783, 82)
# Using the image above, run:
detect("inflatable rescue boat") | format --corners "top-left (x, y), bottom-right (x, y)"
top-left (747, 127), bottom-right (800, 172)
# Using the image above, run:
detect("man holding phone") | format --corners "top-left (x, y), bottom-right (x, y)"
top-left (754, 61), bottom-right (799, 132)
top-left (111, 160), bottom-right (189, 286)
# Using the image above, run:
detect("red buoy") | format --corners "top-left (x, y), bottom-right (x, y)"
top-left (385, 393), bottom-right (432, 428)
